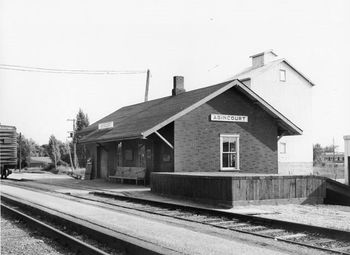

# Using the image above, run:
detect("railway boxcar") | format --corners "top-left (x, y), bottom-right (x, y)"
top-left (0, 125), bottom-right (17, 178)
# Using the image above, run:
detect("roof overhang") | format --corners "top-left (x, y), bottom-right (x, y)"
top-left (79, 128), bottom-right (143, 144)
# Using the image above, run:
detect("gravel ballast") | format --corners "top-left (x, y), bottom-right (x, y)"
top-left (1, 213), bottom-right (74, 255)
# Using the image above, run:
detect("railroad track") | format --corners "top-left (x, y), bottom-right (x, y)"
top-left (0, 194), bottom-right (166, 255)
top-left (1, 201), bottom-right (113, 255)
top-left (3, 181), bottom-right (350, 254)
top-left (77, 191), bottom-right (350, 255)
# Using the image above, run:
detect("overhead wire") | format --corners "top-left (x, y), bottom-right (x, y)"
top-left (0, 64), bottom-right (147, 75)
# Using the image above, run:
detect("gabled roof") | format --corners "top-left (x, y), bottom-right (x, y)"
top-left (79, 79), bottom-right (302, 144)
top-left (232, 58), bottom-right (315, 86)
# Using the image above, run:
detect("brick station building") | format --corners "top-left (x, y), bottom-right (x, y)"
top-left (79, 78), bottom-right (301, 183)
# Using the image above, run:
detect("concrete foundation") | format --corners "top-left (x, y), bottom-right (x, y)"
top-left (278, 162), bottom-right (313, 175)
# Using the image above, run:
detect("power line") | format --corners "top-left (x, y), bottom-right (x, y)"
top-left (0, 64), bottom-right (147, 75)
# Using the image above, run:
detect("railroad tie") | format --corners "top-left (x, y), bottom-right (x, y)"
top-left (255, 229), bottom-right (285, 235)
top-left (333, 246), bottom-right (350, 252)
top-left (227, 223), bottom-right (251, 228)
top-left (276, 233), bottom-right (307, 240)
top-left (212, 220), bottom-right (242, 227)
top-left (152, 209), bottom-right (174, 213)
top-left (165, 211), bottom-right (189, 217)
top-left (224, 223), bottom-right (251, 229)
top-left (186, 215), bottom-right (211, 220)
top-left (201, 218), bottom-right (226, 224)
top-left (238, 225), bottom-right (266, 231)
top-left (304, 238), bottom-right (335, 245)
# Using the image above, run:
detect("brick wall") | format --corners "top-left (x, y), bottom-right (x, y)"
top-left (174, 87), bottom-right (278, 173)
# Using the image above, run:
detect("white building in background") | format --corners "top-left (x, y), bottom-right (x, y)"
top-left (232, 50), bottom-right (314, 175)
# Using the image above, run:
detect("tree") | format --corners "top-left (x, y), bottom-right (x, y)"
top-left (323, 145), bottom-right (338, 153)
top-left (16, 134), bottom-right (43, 168)
top-left (39, 144), bottom-right (50, 157)
top-left (313, 143), bottom-right (323, 166)
top-left (17, 133), bottom-right (31, 168)
top-left (76, 108), bottom-right (89, 132)
top-left (28, 138), bottom-right (40, 157)
top-left (75, 108), bottom-right (90, 168)
top-left (48, 135), bottom-right (61, 169)
top-left (58, 140), bottom-right (71, 166)
top-left (313, 143), bottom-right (341, 166)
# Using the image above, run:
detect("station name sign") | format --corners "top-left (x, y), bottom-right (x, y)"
top-left (210, 114), bottom-right (248, 123)
top-left (98, 121), bottom-right (114, 130)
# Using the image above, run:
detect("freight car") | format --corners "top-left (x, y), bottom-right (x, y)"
top-left (0, 125), bottom-right (17, 179)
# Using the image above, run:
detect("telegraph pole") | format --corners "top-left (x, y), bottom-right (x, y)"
top-left (66, 138), bottom-right (74, 172)
top-left (19, 132), bottom-right (22, 172)
top-left (67, 119), bottom-right (77, 169)
top-left (333, 137), bottom-right (336, 179)
top-left (144, 69), bottom-right (150, 102)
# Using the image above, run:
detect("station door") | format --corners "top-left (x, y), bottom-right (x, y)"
top-left (98, 148), bottom-right (108, 179)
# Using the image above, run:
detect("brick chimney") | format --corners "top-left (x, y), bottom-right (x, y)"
top-left (250, 50), bottom-right (278, 69)
top-left (172, 76), bottom-right (185, 96)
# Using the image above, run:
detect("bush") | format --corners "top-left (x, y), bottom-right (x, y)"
top-left (43, 163), bottom-right (55, 171)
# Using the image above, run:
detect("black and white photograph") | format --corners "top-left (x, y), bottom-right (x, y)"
top-left (0, 0), bottom-right (349, 254)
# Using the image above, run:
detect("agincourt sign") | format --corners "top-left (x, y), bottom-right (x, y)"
top-left (98, 121), bottom-right (114, 130)
top-left (210, 114), bottom-right (248, 122)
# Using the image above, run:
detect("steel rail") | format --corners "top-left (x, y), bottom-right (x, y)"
top-left (0, 193), bottom-right (179, 255)
top-left (89, 192), bottom-right (350, 255)
top-left (92, 191), bottom-right (350, 238)
top-left (2, 181), bottom-right (350, 254)
top-left (1, 202), bottom-right (110, 255)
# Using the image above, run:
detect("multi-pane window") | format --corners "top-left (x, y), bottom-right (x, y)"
top-left (220, 134), bottom-right (239, 170)
top-left (280, 69), bottom-right (286, 82)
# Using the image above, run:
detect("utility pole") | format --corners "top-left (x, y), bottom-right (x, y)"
top-left (67, 119), bottom-right (78, 169)
top-left (66, 138), bottom-right (74, 172)
top-left (333, 137), bottom-right (336, 179)
top-left (19, 132), bottom-right (21, 172)
top-left (144, 69), bottom-right (150, 102)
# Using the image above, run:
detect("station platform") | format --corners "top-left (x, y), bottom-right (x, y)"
top-left (151, 172), bottom-right (327, 207)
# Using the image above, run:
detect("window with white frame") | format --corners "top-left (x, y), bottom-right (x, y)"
top-left (280, 69), bottom-right (286, 82)
top-left (220, 134), bottom-right (239, 170)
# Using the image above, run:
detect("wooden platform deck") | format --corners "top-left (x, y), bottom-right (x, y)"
top-left (151, 172), bottom-right (327, 207)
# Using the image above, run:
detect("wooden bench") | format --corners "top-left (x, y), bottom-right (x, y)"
top-left (108, 167), bottom-right (146, 185)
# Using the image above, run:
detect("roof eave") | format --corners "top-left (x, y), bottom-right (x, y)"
top-left (79, 134), bottom-right (144, 145)
top-left (282, 59), bottom-right (315, 87)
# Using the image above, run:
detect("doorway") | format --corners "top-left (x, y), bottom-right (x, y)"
top-left (97, 147), bottom-right (108, 179)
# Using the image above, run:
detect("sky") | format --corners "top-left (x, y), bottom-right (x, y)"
top-left (0, 0), bottom-right (349, 150)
